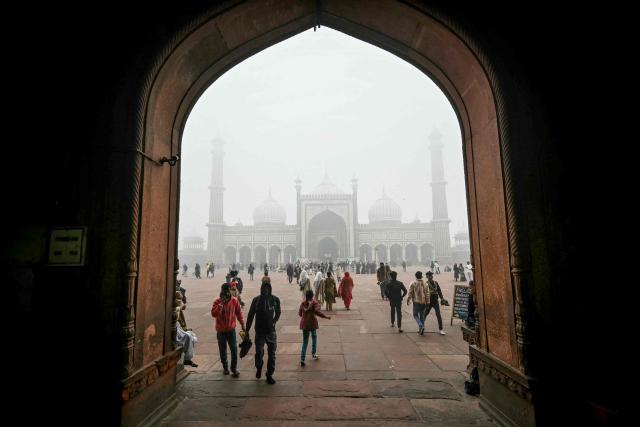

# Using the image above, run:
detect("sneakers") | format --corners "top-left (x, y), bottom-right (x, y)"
top-left (256, 369), bottom-right (262, 379)
top-left (391, 324), bottom-right (395, 328)
top-left (266, 374), bottom-right (276, 385)
top-left (439, 330), bottom-right (446, 335)
top-left (419, 326), bottom-right (425, 336)
top-left (231, 370), bottom-right (240, 378)
top-left (300, 360), bottom-right (306, 367)
top-left (223, 368), bottom-right (230, 375)
top-left (398, 328), bottom-right (403, 333)
top-left (184, 360), bottom-right (198, 367)
top-left (312, 354), bottom-right (319, 360)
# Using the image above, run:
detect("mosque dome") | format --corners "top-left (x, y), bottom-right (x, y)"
top-left (311, 172), bottom-right (345, 195)
top-left (368, 189), bottom-right (402, 224)
top-left (253, 191), bottom-right (286, 225)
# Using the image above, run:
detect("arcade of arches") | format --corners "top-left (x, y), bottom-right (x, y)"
top-left (12, 1), bottom-right (624, 426)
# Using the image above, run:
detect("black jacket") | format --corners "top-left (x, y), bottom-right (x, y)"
top-left (385, 280), bottom-right (407, 303)
top-left (246, 294), bottom-right (281, 335)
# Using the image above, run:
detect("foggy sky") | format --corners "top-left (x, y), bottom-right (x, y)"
top-left (179, 28), bottom-right (468, 248)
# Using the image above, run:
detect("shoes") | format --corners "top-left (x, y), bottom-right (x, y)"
top-left (391, 324), bottom-right (395, 328)
top-left (256, 369), bottom-right (262, 379)
top-left (266, 374), bottom-right (276, 384)
top-left (184, 360), bottom-right (198, 367)
top-left (223, 368), bottom-right (230, 375)
top-left (398, 328), bottom-right (403, 333)
top-left (419, 327), bottom-right (424, 336)
top-left (300, 361), bottom-right (306, 367)
top-left (312, 354), bottom-right (319, 360)
top-left (439, 330), bottom-right (446, 335)
top-left (231, 370), bottom-right (240, 378)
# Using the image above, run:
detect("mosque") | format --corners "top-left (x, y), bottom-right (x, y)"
top-left (182, 131), bottom-right (470, 267)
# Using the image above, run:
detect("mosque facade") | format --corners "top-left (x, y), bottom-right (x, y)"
top-left (183, 132), bottom-right (470, 267)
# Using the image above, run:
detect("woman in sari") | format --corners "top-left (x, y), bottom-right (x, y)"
top-left (338, 271), bottom-right (354, 310)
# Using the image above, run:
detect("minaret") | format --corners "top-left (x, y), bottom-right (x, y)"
top-left (351, 177), bottom-right (359, 258)
top-left (295, 177), bottom-right (302, 259)
top-left (207, 137), bottom-right (225, 263)
top-left (429, 129), bottom-right (452, 262)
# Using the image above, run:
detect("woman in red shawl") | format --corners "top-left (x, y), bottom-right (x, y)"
top-left (338, 271), bottom-right (354, 310)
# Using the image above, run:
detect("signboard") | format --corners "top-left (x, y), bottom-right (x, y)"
top-left (451, 284), bottom-right (471, 325)
top-left (47, 227), bottom-right (87, 266)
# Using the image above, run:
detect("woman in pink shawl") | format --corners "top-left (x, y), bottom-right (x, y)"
top-left (338, 271), bottom-right (354, 310)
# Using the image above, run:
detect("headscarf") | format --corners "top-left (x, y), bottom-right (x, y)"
top-left (300, 269), bottom-right (309, 284)
top-left (341, 271), bottom-right (353, 287)
top-left (314, 271), bottom-right (323, 284)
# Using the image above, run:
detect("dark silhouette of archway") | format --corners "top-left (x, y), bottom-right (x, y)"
top-left (307, 210), bottom-right (347, 259)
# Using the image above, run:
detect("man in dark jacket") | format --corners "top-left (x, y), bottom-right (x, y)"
top-left (384, 271), bottom-right (407, 332)
top-left (246, 278), bottom-right (281, 384)
top-left (424, 271), bottom-right (447, 335)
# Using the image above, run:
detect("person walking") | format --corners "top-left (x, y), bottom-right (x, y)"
top-left (338, 271), bottom-right (354, 310)
top-left (376, 262), bottom-right (388, 300)
top-left (299, 268), bottom-right (312, 297)
top-left (299, 290), bottom-right (331, 366)
top-left (211, 283), bottom-right (245, 377)
top-left (465, 261), bottom-right (474, 282)
top-left (286, 263), bottom-right (294, 284)
top-left (246, 277), bottom-right (281, 384)
top-left (407, 271), bottom-right (430, 335)
top-left (385, 271), bottom-right (407, 332)
top-left (324, 271), bottom-right (337, 311)
top-left (313, 270), bottom-right (325, 305)
top-left (248, 263), bottom-right (255, 281)
top-left (424, 271), bottom-right (447, 335)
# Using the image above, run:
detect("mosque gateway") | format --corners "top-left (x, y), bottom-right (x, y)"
top-left (191, 132), bottom-right (469, 267)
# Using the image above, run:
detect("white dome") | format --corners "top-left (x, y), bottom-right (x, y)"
top-left (311, 172), bottom-right (345, 195)
top-left (368, 190), bottom-right (402, 224)
top-left (253, 192), bottom-right (286, 225)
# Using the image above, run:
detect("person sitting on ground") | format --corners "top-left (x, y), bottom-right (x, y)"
top-left (175, 291), bottom-right (198, 367)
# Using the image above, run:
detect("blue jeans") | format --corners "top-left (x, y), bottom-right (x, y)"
top-left (412, 303), bottom-right (426, 329)
top-left (301, 330), bottom-right (317, 361)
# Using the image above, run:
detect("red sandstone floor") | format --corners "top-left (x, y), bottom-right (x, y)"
top-left (161, 267), bottom-right (494, 425)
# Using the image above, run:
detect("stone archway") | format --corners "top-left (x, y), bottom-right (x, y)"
top-left (405, 244), bottom-right (418, 265)
top-left (128, 1), bottom-right (527, 425)
top-left (359, 244), bottom-right (372, 262)
top-left (374, 244), bottom-right (387, 263)
top-left (268, 245), bottom-right (281, 266)
top-left (390, 244), bottom-right (403, 266)
top-left (283, 245), bottom-right (296, 264)
top-left (420, 243), bottom-right (434, 265)
top-left (317, 237), bottom-right (338, 261)
top-left (239, 246), bottom-right (251, 265)
top-left (253, 246), bottom-right (266, 267)
top-left (307, 210), bottom-right (348, 259)
top-left (223, 246), bottom-right (236, 265)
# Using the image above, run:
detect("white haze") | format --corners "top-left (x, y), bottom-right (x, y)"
top-left (179, 28), bottom-right (468, 248)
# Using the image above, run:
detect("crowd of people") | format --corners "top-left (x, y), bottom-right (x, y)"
top-left (175, 258), bottom-right (474, 385)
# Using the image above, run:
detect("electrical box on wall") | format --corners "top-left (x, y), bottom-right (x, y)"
top-left (47, 227), bottom-right (87, 266)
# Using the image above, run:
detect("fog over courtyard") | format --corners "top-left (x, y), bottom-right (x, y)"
top-left (179, 27), bottom-right (468, 249)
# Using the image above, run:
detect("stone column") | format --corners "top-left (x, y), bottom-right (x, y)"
top-left (207, 138), bottom-right (225, 263)
top-left (429, 130), bottom-right (452, 263)
top-left (295, 178), bottom-right (302, 259)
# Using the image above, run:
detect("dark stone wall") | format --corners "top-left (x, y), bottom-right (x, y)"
top-left (6, 1), bottom-right (627, 425)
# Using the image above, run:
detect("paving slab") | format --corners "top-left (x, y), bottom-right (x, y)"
top-left (411, 399), bottom-right (495, 425)
top-left (370, 379), bottom-right (461, 400)
top-left (178, 379), bottom-right (302, 397)
top-left (303, 380), bottom-right (371, 397)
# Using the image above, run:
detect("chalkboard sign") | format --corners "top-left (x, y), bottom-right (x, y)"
top-left (451, 285), bottom-right (471, 325)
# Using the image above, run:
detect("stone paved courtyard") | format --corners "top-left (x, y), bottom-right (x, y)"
top-left (161, 267), bottom-right (494, 425)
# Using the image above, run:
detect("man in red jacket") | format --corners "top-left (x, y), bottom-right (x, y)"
top-left (211, 283), bottom-right (245, 377)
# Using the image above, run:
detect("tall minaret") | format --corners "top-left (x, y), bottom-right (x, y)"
top-left (429, 129), bottom-right (452, 262)
top-left (351, 177), bottom-right (359, 258)
top-left (295, 177), bottom-right (302, 259)
top-left (207, 137), bottom-right (225, 263)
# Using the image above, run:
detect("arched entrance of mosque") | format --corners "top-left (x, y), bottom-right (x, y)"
top-left (374, 244), bottom-right (387, 263)
top-left (283, 245), bottom-right (296, 264)
top-left (405, 244), bottom-right (418, 265)
top-left (390, 244), bottom-right (403, 266)
top-left (420, 243), bottom-right (434, 265)
top-left (307, 210), bottom-right (347, 259)
top-left (359, 244), bottom-right (372, 262)
top-left (268, 245), bottom-right (281, 266)
top-left (239, 246), bottom-right (251, 265)
top-left (128, 2), bottom-right (529, 426)
top-left (317, 237), bottom-right (339, 261)
top-left (224, 247), bottom-right (236, 265)
top-left (253, 246), bottom-right (266, 267)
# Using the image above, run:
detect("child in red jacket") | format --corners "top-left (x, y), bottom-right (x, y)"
top-left (211, 283), bottom-right (245, 377)
top-left (299, 290), bottom-right (331, 366)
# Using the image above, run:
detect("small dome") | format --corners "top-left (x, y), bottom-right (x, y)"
top-left (311, 171), bottom-right (345, 195)
top-left (253, 191), bottom-right (286, 225)
top-left (368, 189), bottom-right (402, 224)
top-left (234, 219), bottom-right (243, 226)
